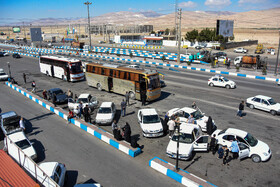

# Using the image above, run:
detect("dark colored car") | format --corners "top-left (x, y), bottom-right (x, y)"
top-left (195, 46), bottom-right (203, 50)
top-left (12, 53), bottom-right (20, 58)
top-left (47, 88), bottom-right (68, 104)
top-left (0, 52), bottom-right (4, 57)
top-left (213, 52), bottom-right (227, 57)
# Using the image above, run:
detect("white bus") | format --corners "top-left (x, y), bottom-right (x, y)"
top-left (39, 55), bottom-right (85, 82)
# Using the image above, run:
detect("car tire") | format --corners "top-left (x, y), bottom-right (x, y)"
top-left (270, 110), bottom-right (277, 116)
top-left (61, 75), bottom-right (64, 80)
top-left (97, 83), bottom-right (102, 91)
top-left (251, 154), bottom-right (261, 163)
top-left (249, 104), bottom-right (254, 109)
top-left (209, 83), bottom-right (214, 87)
top-left (225, 85), bottom-right (230, 89)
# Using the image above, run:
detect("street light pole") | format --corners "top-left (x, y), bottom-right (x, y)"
top-left (175, 125), bottom-right (180, 171)
top-left (7, 62), bottom-right (11, 78)
top-left (84, 1), bottom-right (92, 51)
top-left (274, 30), bottom-right (280, 75)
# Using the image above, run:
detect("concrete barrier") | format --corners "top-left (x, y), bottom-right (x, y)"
top-left (149, 157), bottom-right (217, 187)
top-left (5, 82), bottom-right (141, 158)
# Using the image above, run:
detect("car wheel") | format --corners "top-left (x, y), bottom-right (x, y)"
top-left (251, 154), bottom-right (261, 163)
top-left (270, 110), bottom-right (276, 116)
top-left (209, 83), bottom-right (214, 87)
top-left (225, 85), bottom-right (230, 89)
top-left (129, 91), bottom-right (136, 100)
top-left (61, 75), bottom-right (64, 80)
top-left (249, 104), bottom-right (254, 109)
top-left (97, 83), bottom-right (102, 91)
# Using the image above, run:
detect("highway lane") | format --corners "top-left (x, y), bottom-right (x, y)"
top-left (1, 54), bottom-right (280, 186)
top-left (0, 83), bottom-right (180, 187)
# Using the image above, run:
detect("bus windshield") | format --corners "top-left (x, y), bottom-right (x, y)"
top-left (147, 75), bottom-right (160, 90)
top-left (70, 62), bottom-right (82, 74)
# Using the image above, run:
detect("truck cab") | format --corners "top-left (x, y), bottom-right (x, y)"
top-left (0, 111), bottom-right (21, 135)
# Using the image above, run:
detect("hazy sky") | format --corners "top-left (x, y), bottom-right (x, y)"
top-left (0, 0), bottom-right (279, 25)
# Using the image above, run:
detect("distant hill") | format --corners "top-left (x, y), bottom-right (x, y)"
top-left (8, 8), bottom-right (280, 29)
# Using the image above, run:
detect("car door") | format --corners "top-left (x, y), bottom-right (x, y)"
top-left (212, 78), bottom-right (218, 86)
top-left (260, 99), bottom-right (270, 112)
top-left (193, 135), bottom-right (209, 151)
top-left (217, 78), bottom-right (224, 87)
top-left (238, 142), bottom-right (250, 160)
top-left (252, 97), bottom-right (262, 109)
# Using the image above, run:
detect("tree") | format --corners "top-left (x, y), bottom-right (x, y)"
top-left (185, 29), bottom-right (198, 43)
top-left (196, 28), bottom-right (213, 42)
top-left (170, 27), bottom-right (176, 35)
top-left (164, 28), bottom-right (170, 35)
top-left (229, 35), bottom-right (235, 41)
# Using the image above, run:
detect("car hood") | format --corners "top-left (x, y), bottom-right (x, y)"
top-left (167, 108), bottom-right (180, 116)
top-left (271, 103), bottom-right (280, 110)
top-left (96, 113), bottom-right (113, 121)
top-left (167, 140), bottom-right (193, 155)
top-left (252, 140), bottom-right (270, 153)
top-left (22, 146), bottom-right (37, 158)
top-left (227, 80), bottom-right (235, 84)
top-left (141, 122), bottom-right (163, 132)
top-left (56, 94), bottom-right (67, 101)
top-left (39, 162), bottom-right (57, 176)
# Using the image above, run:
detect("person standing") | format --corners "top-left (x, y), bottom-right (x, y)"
top-left (78, 101), bottom-right (83, 119)
top-left (191, 101), bottom-right (197, 109)
top-left (52, 93), bottom-right (57, 107)
top-left (83, 104), bottom-right (91, 122)
top-left (230, 138), bottom-right (239, 159)
top-left (174, 114), bottom-right (181, 127)
top-left (167, 119), bottom-right (175, 138)
top-left (23, 73), bottom-right (26, 84)
top-left (123, 122), bottom-right (131, 143)
top-left (206, 116), bottom-right (214, 135)
top-left (68, 89), bottom-right (73, 98)
top-left (125, 92), bottom-right (130, 106)
top-left (164, 112), bottom-right (169, 127)
top-left (31, 81), bottom-right (36, 93)
top-left (112, 120), bottom-right (118, 131)
top-left (210, 134), bottom-right (217, 155)
top-left (141, 90), bottom-right (146, 106)
top-left (42, 90), bottom-right (47, 100)
top-left (121, 99), bottom-right (126, 117)
top-left (237, 101), bottom-right (245, 119)
top-left (223, 146), bottom-right (229, 166)
top-left (19, 117), bottom-right (25, 132)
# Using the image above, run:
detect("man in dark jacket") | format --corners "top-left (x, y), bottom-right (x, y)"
top-left (123, 122), bottom-right (131, 143)
top-left (210, 134), bottom-right (217, 154)
top-left (83, 104), bottom-right (91, 122)
top-left (237, 101), bottom-right (245, 119)
top-left (52, 93), bottom-right (57, 107)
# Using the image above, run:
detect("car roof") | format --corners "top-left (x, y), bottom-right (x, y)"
top-left (39, 162), bottom-right (59, 177)
top-left (7, 131), bottom-right (26, 142)
top-left (225, 128), bottom-right (247, 138)
top-left (0, 111), bottom-right (17, 118)
top-left (180, 124), bottom-right (198, 134)
top-left (179, 107), bottom-right (196, 113)
top-left (254, 95), bottom-right (272, 100)
top-left (79, 93), bottom-right (90, 98)
top-left (48, 88), bottom-right (62, 92)
top-left (139, 108), bottom-right (158, 115)
top-left (100, 102), bottom-right (113, 107)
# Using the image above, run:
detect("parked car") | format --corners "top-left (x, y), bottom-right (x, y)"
top-left (0, 111), bottom-right (21, 135)
top-left (246, 95), bottom-right (280, 115)
top-left (4, 130), bottom-right (37, 161)
top-left (234, 47), bottom-right (248, 53)
top-left (278, 79), bottom-right (280, 86)
top-left (217, 56), bottom-right (230, 64)
top-left (208, 75), bottom-right (236, 89)
top-left (195, 45), bottom-right (203, 50)
top-left (0, 69), bottom-right (8, 81)
top-left (213, 52), bottom-right (227, 57)
top-left (126, 65), bottom-right (141, 69)
top-left (0, 52), bottom-right (4, 57)
top-left (166, 124), bottom-right (209, 160)
top-left (212, 128), bottom-right (271, 163)
top-left (68, 94), bottom-right (98, 111)
top-left (3, 52), bottom-right (9, 56)
top-left (137, 108), bottom-right (164, 137)
top-left (98, 41), bottom-right (105, 44)
top-left (95, 102), bottom-right (116, 125)
top-left (39, 162), bottom-right (67, 186)
top-left (12, 53), bottom-right (21, 58)
top-left (47, 88), bottom-right (68, 104)
top-left (167, 107), bottom-right (216, 132)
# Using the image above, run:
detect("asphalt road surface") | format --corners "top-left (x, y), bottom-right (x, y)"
top-left (0, 53), bottom-right (279, 186)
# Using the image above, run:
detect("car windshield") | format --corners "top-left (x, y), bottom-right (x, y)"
top-left (172, 133), bottom-right (194, 144)
top-left (98, 107), bottom-right (112, 114)
top-left (77, 98), bottom-right (88, 103)
top-left (143, 115), bottom-right (160, 123)
top-left (218, 128), bottom-right (228, 135)
top-left (268, 98), bottom-right (277, 105)
top-left (244, 133), bottom-right (258, 147)
top-left (53, 89), bottom-right (64, 95)
top-left (0, 72), bottom-right (7, 75)
top-left (147, 75), bottom-right (160, 90)
top-left (223, 78), bottom-right (229, 82)
top-left (70, 62), bottom-right (82, 74)
top-left (191, 110), bottom-right (204, 119)
top-left (15, 139), bottom-right (31, 150)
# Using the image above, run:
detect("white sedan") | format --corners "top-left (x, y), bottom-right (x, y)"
top-left (246, 95), bottom-right (280, 115)
top-left (212, 128), bottom-right (271, 163)
top-left (68, 93), bottom-right (98, 111)
top-left (39, 162), bottom-right (67, 186)
top-left (167, 107), bottom-right (216, 132)
top-left (208, 75), bottom-right (236, 89)
top-left (234, 47), bottom-right (248, 53)
top-left (166, 124), bottom-right (209, 160)
top-left (5, 130), bottom-right (37, 161)
top-left (95, 102), bottom-right (116, 125)
top-left (137, 108), bottom-right (164, 137)
top-left (0, 71), bottom-right (8, 81)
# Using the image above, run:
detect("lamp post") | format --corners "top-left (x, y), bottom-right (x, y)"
top-left (175, 125), bottom-right (180, 171)
top-left (274, 30), bottom-right (280, 75)
top-left (7, 62), bottom-right (11, 78)
top-left (84, 1), bottom-right (92, 51)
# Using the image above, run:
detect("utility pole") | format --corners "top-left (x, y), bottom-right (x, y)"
top-left (23, 22), bottom-right (26, 39)
top-left (84, 1), bottom-right (92, 49)
top-left (274, 30), bottom-right (280, 75)
top-left (177, 9), bottom-right (182, 64)
top-left (174, 0), bottom-right (178, 46)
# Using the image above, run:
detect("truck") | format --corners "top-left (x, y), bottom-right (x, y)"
top-left (233, 55), bottom-right (267, 69)
top-left (255, 44), bottom-right (264, 54)
top-left (71, 41), bottom-right (85, 49)
top-left (0, 111), bottom-right (22, 135)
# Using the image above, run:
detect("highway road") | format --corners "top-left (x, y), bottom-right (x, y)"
top-left (0, 51), bottom-right (280, 186)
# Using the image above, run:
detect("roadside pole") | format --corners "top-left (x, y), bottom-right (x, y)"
top-left (274, 30), bottom-right (280, 75)
top-left (177, 9), bottom-right (182, 64)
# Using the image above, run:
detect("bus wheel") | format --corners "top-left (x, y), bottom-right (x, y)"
top-left (62, 75), bottom-right (64, 80)
top-left (129, 91), bottom-right (135, 100)
top-left (97, 83), bottom-right (102, 91)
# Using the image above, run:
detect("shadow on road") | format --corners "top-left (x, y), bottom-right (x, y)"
top-left (183, 156), bottom-right (201, 170)
top-left (31, 139), bottom-right (46, 163)
top-left (65, 170), bottom-right (78, 187)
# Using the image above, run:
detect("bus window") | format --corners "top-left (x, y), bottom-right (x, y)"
top-left (130, 73), bottom-right (135, 81)
top-left (127, 72), bottom-right (130, 80)
top-left (120, 71), bottom-right (124, 79)
top-left (92, 67), bottom-right (95, 73)
top-left (147, 75), bottom-right (160, 90)
top-left (116, 70), bottom-right (119, 78)
top-left (70, 62), bottom-right (82, 74)
top-left (134, 74), bottom-right (139, 81)
top-left (110, 69), bottom-right (113, 77)
top-left (101, 68), bottom-right (105, 75)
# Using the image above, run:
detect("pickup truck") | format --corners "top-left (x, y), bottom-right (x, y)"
top-left (0, 111), bottom-right (22, 135)
top-left (234, 47), bottom-right (248, 53)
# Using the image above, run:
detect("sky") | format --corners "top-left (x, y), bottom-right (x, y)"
top-left (0, 0), bottom-right (279, 25)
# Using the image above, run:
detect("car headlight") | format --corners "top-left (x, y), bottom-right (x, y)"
top-left (263, 152), bottom-right (268, 156)
top-left (143, 129), bottom-right (149, 133)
